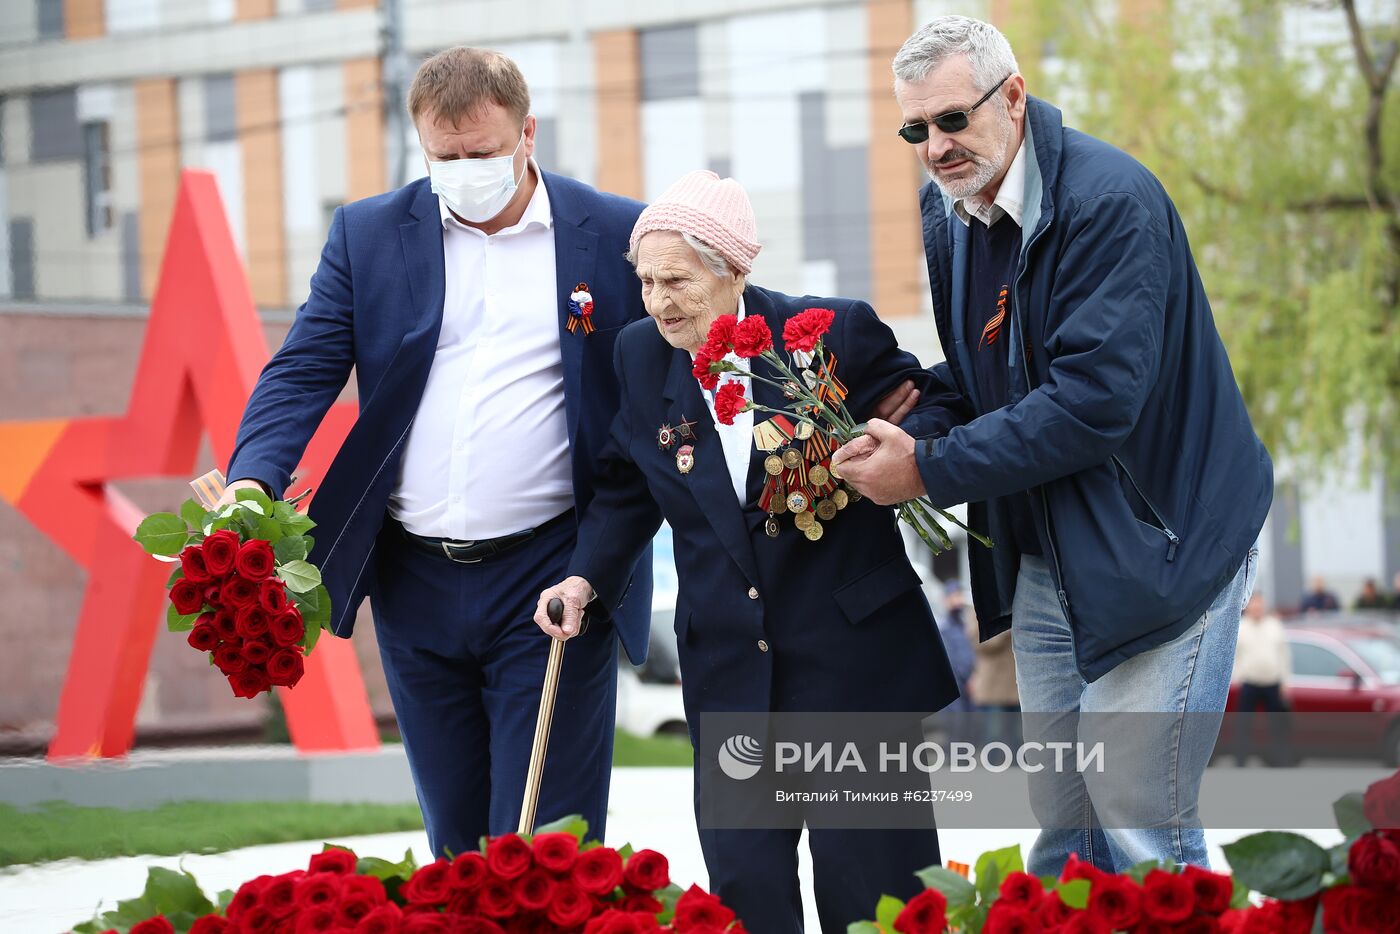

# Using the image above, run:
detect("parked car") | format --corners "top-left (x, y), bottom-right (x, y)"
top-left (615, 601), bottom-right (687, 738)
top-left (1225, 619), bottom-right (1400, 765)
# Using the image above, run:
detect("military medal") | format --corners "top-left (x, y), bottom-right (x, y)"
top-left (833, 488), bottom-right (849, 510)
top-left (676, 444), bottom-right (695, 474)
top-left (809, 464), bottom-right (830, 488)
top-left (793, 510), bottom-right (815, 531)
top-left (764, 516), bottom-right (780, 538)
top-left (794, 420), bottom-right (815, 441)
top-left (781, 448), bottom-right (802, 470)
top-left (566, 282), bottom-right (596, 335)
top-left (786, 490), bottom-right (809, 514)
top-left (816, 499), bottom-right (838, 521)
top-left (764, 455), bottom-right (784, 476)
top-left (676, 415), bottom-right (698, 440)
top-left (804, 520), bottom-right (824, 541)
top-left (657, 423), bottom-right (677, 451)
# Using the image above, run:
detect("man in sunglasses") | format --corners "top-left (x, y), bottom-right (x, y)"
top-left (833, 16), bottom-right (1272, 877)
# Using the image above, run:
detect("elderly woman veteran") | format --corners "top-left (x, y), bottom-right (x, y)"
top-left (534, 171), bottom-right (959, 934)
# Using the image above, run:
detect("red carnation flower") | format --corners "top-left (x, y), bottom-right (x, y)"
top-left (1349, 829), bottom-right (1400, 889)
top-left (997, 871), bottom-right (1043, 909)
top-left (270, 608), bottom-right (306, 647)
top-left (450, 851), bottom-right (489, 891)
top-left (782, 307), bottom-right (835, 354)
top-left (892, 888), bottom-right (947, 934)
top-left (478, 878), bottom-right (518, 919)
top-left (982, 902), bottom-right (1036, 934)
top-left (548, 879), bottom-right (596, 928)
top-left (188, 916), bottom-right (229, 934)
top-left (170, 578), bottom-right (205, 615)
top-left (354, 903), bottom-right (403, 934)
top-left (692, 346), bottom-right (721, 391)
top-left (712, 381), bottom-right (748, 426)
top-left (511, 867), bottom-right (556, 912)
top-left (202, 529), bottom-right (240, 575)
top-left (705, 314), bottom-right (739, 351)
top-left (672, 885), bottom-right (734, 930)
top-left (260, 578), bottom-right (290, 614)
top-left (1142, 868), bottom-right (1195, 924)
top-left (622, 848), bottom-right (669, 893)
top-left (236, 539), bottom-right (276, 581)
top-left (130, 918), bottom-right (175, 934)
top-left (1088, 874), bottom-right (1142, 930)
top-left (486, 834), bottom-right (534, 880)
top-left (1184, 864), bottom-right (1235, 915)
top-left (229, 667), bottom-right (271, 699)
top-left (731, 315), bottom-right (772, 358)
top-left (404, 857), bottom-right (452, 906)
top-left (1363, 771), bottom-right (1400, 830)
top-left (187, 623), bottom-right (219, 653)
top-left (242, 638), bottom-right (272, 666)
top-left (573, 846), bottom-right (624, 896)
top-left (236, 605), bottom-right (271, 640)
top-left (267, 648), bottom-right (306, 688)
top-left (308, 847), bottom-right (358, 875)
top-left (214, 644), bottom-right (247, 675)
top-left (223, 575), bottom-right (260, 609)
top-left (180, 545), bottom-right (212, 583)
top-left (531, 832), bottom-right (579, 873)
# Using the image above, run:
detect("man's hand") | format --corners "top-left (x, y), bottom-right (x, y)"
top-left (830, 419), bottom-right (926, 505)
top-left (871, 380), bottom-right (920, 426)
top-left (217, 478), bottom-right (270, 509)
top-left (533, 576), bottom-right (594, 640)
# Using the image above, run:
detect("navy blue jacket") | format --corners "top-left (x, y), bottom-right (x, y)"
top-left (569, 285), bottom-right (959, 714)
top-left (914, 98), bottom-right (1273, 682)
top-left (227, 173), bottom-right (652, 642)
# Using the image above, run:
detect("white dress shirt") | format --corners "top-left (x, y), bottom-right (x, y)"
top-left (696, 297), bottom-right (754, 506)
top-left (953, 134), bottom-right (1028, 229)
top-left (388, 162), bottom-right (574, 539)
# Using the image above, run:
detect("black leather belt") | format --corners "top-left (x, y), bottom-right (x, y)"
top-left (398, 511), bottom-right (573, 564)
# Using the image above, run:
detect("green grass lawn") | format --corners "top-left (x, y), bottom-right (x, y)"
top-left (2, 731), bottom-right (691, 866)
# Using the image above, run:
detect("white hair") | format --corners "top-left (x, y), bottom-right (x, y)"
top-left (625, 231), bottom-right (741, 281)
top-left (892, 15), bottom-right (1020, 91)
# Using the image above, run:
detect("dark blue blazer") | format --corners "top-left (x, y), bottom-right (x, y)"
top-left (227, 173), bottom-right (652, 642)
top-left (568, 286), bottom-right (958, 713)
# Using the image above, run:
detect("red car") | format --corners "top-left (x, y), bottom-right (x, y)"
top-left (1225, 617), bottom-right (1400, 765)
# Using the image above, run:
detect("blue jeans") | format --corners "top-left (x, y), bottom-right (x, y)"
top-left (1012, 550), bottom-right (1257, 875)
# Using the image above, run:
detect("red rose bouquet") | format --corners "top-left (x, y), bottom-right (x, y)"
top-left (695, 308), bottom-right (990, 555)
top-left (133, 475), bottom-right (330, 698)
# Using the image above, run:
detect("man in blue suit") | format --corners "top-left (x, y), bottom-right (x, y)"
top-left (536, 171), bottom-right (960, 934)
top-left (222, 48), bottom-right (653, 855)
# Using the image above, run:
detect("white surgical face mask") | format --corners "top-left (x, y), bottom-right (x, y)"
top-left (427, 133), bottom-right (525, 223)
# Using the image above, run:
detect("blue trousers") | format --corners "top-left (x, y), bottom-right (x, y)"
top-left (371, 515), bottom-right (618, 856)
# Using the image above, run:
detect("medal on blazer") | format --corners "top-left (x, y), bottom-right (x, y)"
top-left (657, 423), bottom-right (677, 451)
top-left (566, 282), bottom-right (596, 335)
top-left (675, 444), bottom-right (695, 474)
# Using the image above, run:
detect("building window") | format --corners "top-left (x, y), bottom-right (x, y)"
top-left (83, 121), bottom-right (113, 237)
top-left (37, 0), bottom-right (64, 39)
top-left (30, 88), bottom-right (82, 162)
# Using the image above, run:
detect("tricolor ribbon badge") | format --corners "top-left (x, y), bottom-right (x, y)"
top-left (567, 281), bottom-right (596, 335)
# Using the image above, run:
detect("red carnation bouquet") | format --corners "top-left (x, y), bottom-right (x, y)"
top-left (133, 473), bottom-right (330, 698)
top-left (694, 308), bottom-right (990, 555)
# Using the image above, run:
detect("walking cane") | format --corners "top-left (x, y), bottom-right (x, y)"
top-left (517, 597), bottom-right (583, 834)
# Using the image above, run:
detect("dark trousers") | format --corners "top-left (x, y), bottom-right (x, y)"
top-left (371, 515), bottom-right (617, 857)
top-left (1234, 682), bottom-right (1292, 766)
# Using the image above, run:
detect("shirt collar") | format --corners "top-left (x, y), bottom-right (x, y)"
top-left (439, 159), bottom-right (552, 233)
top-left (953, 134), bottom-right (1028, 228)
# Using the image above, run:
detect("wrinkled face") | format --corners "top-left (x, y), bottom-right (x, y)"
top-left (635, 231), bottom-right (742, 353)
top-left (895, 55), bottom-right (1022, 202)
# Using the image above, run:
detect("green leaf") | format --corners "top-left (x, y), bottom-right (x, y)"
top-left (1223, 831), bottom-right (1331, 901)
top-left (973, 845), bottom-right (1020, 901)
top-left (275, 535), bottom-right (309, 563)
top-left (302, 535), bottom-right (315, 555)
top-left (1125, 859), bottom-right (1160, 884)
top-left (1230, 877), bottom-right (1251, 911)
top-left (134, 513), bottom-right (191, 557)
top-left (273, 501), bottom-right (300, 524)
top-left (846, 923), bottom-right (882, 934)
top-left (167, 565), bottom-right (185, 588)
top-left (914, 866), bottom-right (977, 910)
top-left (532, 814), bottom-right (590, 841)
top-left (167, 604), bottom-right (202, 632)
top-left (276, 505), bottom-right (315, 535)
top-left (655, 882), bottom-right (684, 925)
top-left (1056, 879), bottom-right (1090, 910)
top-left (256, 516), bottom-right (283, 543)
top-left (1329, 841), bottom-right (1351, 878)
top-left (180, 498), bottom-right (208, 533)
top-left (217, 889), bottom-right (235, 912)
top-left (234, 487), bottom-right (276, 515)
top-left (142, 866), bottom-right (215, 917)
top-left (617, 843), bottom-right (635, 861)
top-left (276, 560), bottom-right (322, 594)
top-left (69, 920), bottom-right (103, 934)
top-left (875, 895), bottom-right (904, 931)
top-left (1333, 792), bottom-right (1371, 839)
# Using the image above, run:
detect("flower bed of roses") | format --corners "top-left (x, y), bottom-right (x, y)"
top-left (69, 817), bottom-right (745, 934)
top-left (854, 769), bottom-right (1400, 934)
top-left (133, 487), bottom-right (333, 698)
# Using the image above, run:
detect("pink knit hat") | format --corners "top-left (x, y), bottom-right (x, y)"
top-left (630, 170), bottom-right (762, 275)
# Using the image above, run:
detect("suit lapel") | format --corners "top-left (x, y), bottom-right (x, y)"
top-left (392, 183), bottom-right (448, 396)
top-left (545, 172), bottom-right (598, 448)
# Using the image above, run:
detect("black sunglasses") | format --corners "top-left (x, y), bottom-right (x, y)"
top-left (897, 74), bottom-right (1012, 144)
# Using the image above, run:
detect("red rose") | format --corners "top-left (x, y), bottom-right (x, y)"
top-left (478, 878), bottom-right (518, 919)
top-left (130, 918), bottom-right (176, 934)
top-left (227, 875), bottom-right (272, 920)
top-left (224, 575), bottom-right (260, 608)
top-left (189, 916), bottom-right (230, 934)
top-left (622, 849), bottom-right (669, 893)
top-left (454, 921), bottom-right (505, 934)
top-left (546, 880), bottom-right (594, 928)
top-left (1060, 914), bottom-right (1111, 934)
top-left (1087, 874), bottom-right (1142, 930)
top-left (782, 307), bottom-right (835, 354)
top-left (983, 902), bottom-right (1036, 934)
top-left (214, 644), bottom-right (247, 674)
top-left (1059, 852), bottom-right (1105, 884)
top-left (400, 914), bottom-right (449, 934)
top-left (202, 529), bottom-right (241, 575)
top-left (672, 885), bottom-right (735, 930)
top-left (170, 578), bottom-right (205, 615)
top-left (692, 346), bottom-right (721, 391)
top-left (237, 539), bottom-right (277, 581)
top-left (583, 910), bottom-right (648, 934)
top-left (260, 578), bottom-right (290, 614)
top-left (731, 315), bottom-right (772, 358)
top-left (341, 873), bottom-right (386, 905)
top-left (271, 608), bottom-right (307, 647)
top-left (354, 903), bottom-right (403, 934)
top-left (212, 611), bottom-right (239, 642)
top-left (450, 851), bottom-right (488, 891)
top-left (339, 894), bottom-right (379, 927)
top-left (1363, 771), bottom-right (1400, 831)
top-left (1323, 884), bottom-right (1393, 934)
top-left (486, 834), bottom-right (534, 880)
top-left (1183, 864), bottom-right (1235, 916)
top-left (1142, 868), bottom-right (1195, 923)
top-left (511, 867), bottom-right (556, 912)
top-left (229, 667), bottom-right (271, 698)
top-left (892, 888), bottom-right (947, 934)
top-left (997, 871), bottom-right (1043, 909)
top-left (268, 648), bottom-right (306, 688)
top-left (1033, 889), bottom-right (1074, 926)
top-left (187, 623), bottom-right (219, 653)
top-left (1279, 895), bottom-right (1320, 934)
top-left (405, 857), bottom-right (453, 906)
top-left (237, 905), bottom-right (275, 934)
top-left (712, 381), bottom-right (748, 426)
top-left (242, 638), bottom-right (273, 666)
top-left (296, 871), bottom-right (344, 909)
top-left (1349, 830), bottom-right (1400, 889)
top-left (180, 545), bottom-right (213, 583)
top-left (309, 847), bottom-right (358, 875)
top-left (261, 872), bottom-right (303, 919)
top-left (529, 833), bottom-right (578, 874)
top-left (619, 893), bottom-right (665, 915)
top-left (573, 846), bottom-right (624, 896)
top-left (237, 605), bottom-right (271, 640)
